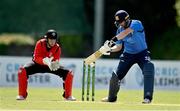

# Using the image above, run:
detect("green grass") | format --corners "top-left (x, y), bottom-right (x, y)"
top-left (0, 87), bottom-right (180, 110)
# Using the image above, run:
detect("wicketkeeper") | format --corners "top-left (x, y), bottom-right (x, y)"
top-left (16, 29), bottom-right (76, 101)
top-left (100, 10), bottom-right (155, 103)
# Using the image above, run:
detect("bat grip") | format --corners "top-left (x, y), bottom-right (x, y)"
top-left (108, 40), bottom-right (115, 47)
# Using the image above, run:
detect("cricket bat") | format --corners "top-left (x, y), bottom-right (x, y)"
top-left (84, 40), bottom-right (114, 65)
top-left (84, 50), bottom-right (103, 65)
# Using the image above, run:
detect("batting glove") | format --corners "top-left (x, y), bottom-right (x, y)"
top-left (99, 45), bottom-right (111, 55)
top-left (104, 40), bottom-right (114, 47)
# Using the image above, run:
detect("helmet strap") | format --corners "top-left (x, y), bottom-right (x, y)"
top-left (114, 21), bottom-right (120, 28)
top-left (124, 19), bottom-right (131, 29)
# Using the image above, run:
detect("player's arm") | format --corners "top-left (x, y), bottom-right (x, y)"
top-left (52, 46), bottom-right (61, 61)
top-left (33, 41), bottom-right (45, 65)
top-left (112, 28), bottom-right (133, 42)
top-left (110, 44), bottom-right (122, 53)
top-left (84, 43), bottom-right (123, 65)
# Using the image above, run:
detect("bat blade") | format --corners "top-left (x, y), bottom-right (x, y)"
top-left (84, 50), bottom-right (103, 65)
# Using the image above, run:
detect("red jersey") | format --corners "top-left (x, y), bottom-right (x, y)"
top-left (33, 38), bottom-right (61, 65)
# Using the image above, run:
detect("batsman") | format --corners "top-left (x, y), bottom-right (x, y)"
top-left (100, 10), bottom-right (155, 103)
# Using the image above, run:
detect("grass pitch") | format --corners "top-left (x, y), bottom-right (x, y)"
top-left (0, 87), bottom-right (180, 111)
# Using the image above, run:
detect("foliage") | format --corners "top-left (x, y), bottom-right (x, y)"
top-left (152, 26), bottom-right (180, 59)
top-left (85, 0), bottom-right (179, 59)
top-left (60, 35), bottom-right (86, 57)
top-left (0, 34), bottom-right (35, 55)
top-left (0, 44), bottom-right (7, 55)
top-left (0, 0), bottom-right (90, 34)
top-left (0, 0), bottom-right (91, 57)
top-left (176, 0), bottom-right (180, 26)
top-left (105, 0), bottom-right (177, 44)
top-left (0, 0), bottom-right (179, 58)
top-left (0, 34), bottom-right (35, 45)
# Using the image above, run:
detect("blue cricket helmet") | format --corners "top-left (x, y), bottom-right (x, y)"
top-left (115, 10), bottom-right (130, 23)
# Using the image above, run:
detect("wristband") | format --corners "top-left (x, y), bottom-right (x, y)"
top-left (111, 36), bottom-right (118, 42)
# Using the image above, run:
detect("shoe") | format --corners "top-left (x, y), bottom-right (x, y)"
top-left (65, 96), bottom-right (76, 101)
top-left (16, 95), bottom-right (26, 100)
top-left (101, 97), bottom-right (109, 102)
top-left (142, 98), bottom-right (151, 104)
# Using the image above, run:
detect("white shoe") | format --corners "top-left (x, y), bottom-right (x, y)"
top-left (16, 95), bottom-right (26, 100)
top-left (142, 98), bottom-right (151, 104)
top-left (101, 97), bottom-right (109, 102)
top-left (65, 96), bottom-right (76, 101)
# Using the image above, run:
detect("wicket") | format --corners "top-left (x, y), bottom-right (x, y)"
top-left (82, 61), bottom-right (95, 101)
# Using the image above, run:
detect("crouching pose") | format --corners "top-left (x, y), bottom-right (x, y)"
top-left (16, 29), bottom-right (76, 101)
top-left (100, 10), bottom-right (155, 104)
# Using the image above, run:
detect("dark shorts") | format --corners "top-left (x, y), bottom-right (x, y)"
top-left (23, 61), bottom-right (69, 80)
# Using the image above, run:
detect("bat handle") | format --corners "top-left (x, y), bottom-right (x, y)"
top-left (108, 40), bottom-right (115, 47)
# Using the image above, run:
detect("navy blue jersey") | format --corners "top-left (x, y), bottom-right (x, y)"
top-left (115, 20), bottom-right (147, 54)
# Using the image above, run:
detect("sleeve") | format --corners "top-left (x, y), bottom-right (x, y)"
top-left (115, 28), bottom-right (123, 45)
top-left (130, 21), bottom-right (144, 32)
top-left (33, 41), bottom-right (45, 65)
top-left (53, 47), bottom-right (61, 62)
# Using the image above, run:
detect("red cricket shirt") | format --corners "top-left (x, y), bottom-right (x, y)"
top-left (33, 38), bottom-right (61, 65)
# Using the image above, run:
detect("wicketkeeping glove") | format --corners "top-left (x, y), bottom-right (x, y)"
top-left (51, 60), bottom-right (60, 71)
top-left (43, 57), bottom-right (54, 71)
